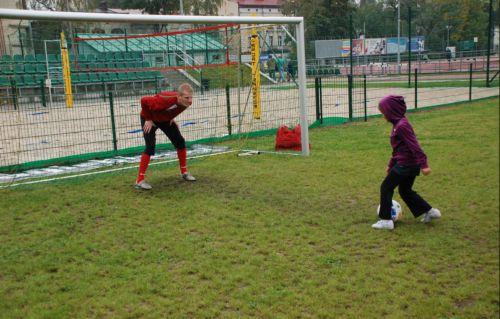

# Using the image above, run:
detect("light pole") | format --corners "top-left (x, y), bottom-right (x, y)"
top-left (397, 0), bottom-right (401, 74)
top-left (446, 25), bottom-right (452, 48)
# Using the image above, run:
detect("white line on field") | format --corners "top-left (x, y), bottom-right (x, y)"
top-left (0, 150), bottom-right (238, 189)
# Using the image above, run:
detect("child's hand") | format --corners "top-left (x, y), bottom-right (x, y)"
top-left (422, 167), bottom-right (432, 176)
top-left (386, 166), bottom-right (390, 175)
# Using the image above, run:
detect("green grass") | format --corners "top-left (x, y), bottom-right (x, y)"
top-left (0, 98), bottom-right (498, 318)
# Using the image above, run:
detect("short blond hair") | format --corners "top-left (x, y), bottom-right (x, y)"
top-left (177, 83), bottom-right (193, 96)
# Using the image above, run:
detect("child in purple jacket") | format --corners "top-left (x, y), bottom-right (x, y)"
top-left (372, 95), bottom-right (441, 230)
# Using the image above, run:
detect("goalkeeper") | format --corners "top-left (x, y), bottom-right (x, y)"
top-left (135, 83), bottom-right (196, 190)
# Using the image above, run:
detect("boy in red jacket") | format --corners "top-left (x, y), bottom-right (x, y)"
top-left (135, 83), bottom-right (196, 190)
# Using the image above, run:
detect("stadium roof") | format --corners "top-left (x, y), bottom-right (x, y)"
top-left (76, 33), bottom-right (225, 53)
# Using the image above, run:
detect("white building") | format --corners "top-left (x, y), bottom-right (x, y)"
top-left (0, 0), bottom-right (29, 56)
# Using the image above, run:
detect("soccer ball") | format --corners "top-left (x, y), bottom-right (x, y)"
top-left (377, 200), bottom-right (403, 221)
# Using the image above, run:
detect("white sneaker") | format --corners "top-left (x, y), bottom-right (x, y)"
top-left (182, 173), bottom-right (196, 181)
top-left (371, 219), bottom-right (394, 230)
top-left (134, 180), bottom-right (152, 190)
top-left (421, 208), bottom-right (441, 223)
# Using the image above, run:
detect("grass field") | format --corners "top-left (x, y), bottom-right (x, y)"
top-left (0, 98), bottom-right (498, 318)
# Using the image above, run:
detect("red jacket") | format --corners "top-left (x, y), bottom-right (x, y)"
top-left (140, 91), bottom-right (188, 123)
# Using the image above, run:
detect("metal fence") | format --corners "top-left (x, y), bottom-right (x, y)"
top-left (0, 65), bottom-right (498, 173)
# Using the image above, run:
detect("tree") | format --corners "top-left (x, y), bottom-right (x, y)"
top-left (282, 0), bottom-right (356, 57)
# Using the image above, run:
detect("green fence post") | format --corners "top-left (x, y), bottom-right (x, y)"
top-left (314, 77), bottom-right (320, 121)
top-left (10, 78), bottom-right (17, 110)
top-left (319, 77), bottom-right (323, 124)
top-left (469, 63), bottom-right (473, 101)
top-left (108, 92), bottom-right (118, 153)
top-left (363, 74), bottom-right (367, 122)
top-left (200, 70), bottom-right (204, 95)
top-left (348, 74), bottom-right (353, 121)
top-left (102, 80), bottom-right (107, 102)
top-left (40, 79), bottom-right (46, 107)
top-left (408, 5), bottom-right (412, 88)
top-left (225, 84), bottom-right (232, 135)
top-left (414, 68), bottom-right (418, 109)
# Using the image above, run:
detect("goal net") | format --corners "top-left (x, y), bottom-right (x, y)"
top-left (0, 9), bottom-right (309, 178)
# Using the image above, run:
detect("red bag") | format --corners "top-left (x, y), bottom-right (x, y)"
top-left (275, 124), bottom-right (307, 151)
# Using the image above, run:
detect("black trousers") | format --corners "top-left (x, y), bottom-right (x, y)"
top-left (379, 164), bottom-right (432, 220)
top-left (140, 117), bottom-right (186, 156)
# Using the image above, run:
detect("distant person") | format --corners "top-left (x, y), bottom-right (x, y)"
top-left (268, 57), bottom-right (276, 81)
top-left (372, 95), bottom-right (441, 230)
top-left (446, 48), bottom-right (452, 62)
top-left (135, 83), bottom-right (196, 190)
top-left (287, 59), bottom-right (296, 82)
top-left (276, 55), bottom-right (285, 82)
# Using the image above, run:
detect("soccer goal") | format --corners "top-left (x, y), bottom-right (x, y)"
top-left (0, 9), bottom-right (309, 177)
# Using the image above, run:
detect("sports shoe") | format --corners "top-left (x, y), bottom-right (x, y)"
top-left (182, 172), bottom-right (196, 181)
top-left (371, 219), bottom-right (394, 230)
top-left (421, 208), bottom-right (441, 223)
top-left (134, 180), bottom-right (152, 190)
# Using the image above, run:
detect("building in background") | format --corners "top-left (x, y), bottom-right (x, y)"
top-left (0, 0), bottom-right (29, 56)
top-left (237, 0), bottom-right (287, 57)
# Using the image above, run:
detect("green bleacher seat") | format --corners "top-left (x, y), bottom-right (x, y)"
top-left (115, 62), bottom-right (126, 68)
top-left (25, 65), bottom-right (37, 74)
top-left (142, 61), bottom-right (151, 68)
top-left (96, 62), bottom-right (106, 70)
top-left (47, 54), bottom-right (57, 64)
top-left (14, 65), bottom-right (24, 74)
top-left (107, 72), bottom-right (118, 81)
top-left (132, 52), bottom-right (142, 60)
top-left (24, 55), bottom-right (36, 63)
top-left (78, 73), bottom-right (90, 83)
top-left (36, 64), bottom-right (46, 74)
top-left (133, 61), bottom-right (142, 68)
top-left (0, 76), bottom-right (10, 87)
top-left (117, 72), bottom-right (128, 81)
top-left (35, 54), bottom-right (46, 63)
top-left (136, 71), bottom-right (147, 79)
top-left (23, 75), bottom-right (36, 86)
top-left (125, 72), bottom-right (136, 81)
top-left (152, 70), bottom-right (162, 78)
top-left (105, 62), bottom-right (115, 69)
top-left (34, 74), bottom-right (45, 84)
top-left (114, 52), bottom-right (124, 61)
top-left (334, 68), bottom-right (341, 75)
top-left (78, 54), bottom-right (88, 63)
top-left (1, 65), bottom-right (13, 75)
top-left (86, 54), bottom-right (96, 61)
top-left (98, 73), bottom-right (109, 82)
top-left (105, 52), bottom-right (115, 60)
top-left (125, 61), bottom-right (134, 69)
top-left (88, 73), bottom-right (99, 83)
top-left (1, 55), bottom-right (13, 64)
top-left (13, 75), bottom-right (24, 86)
top-left (97, 53), bottom-right (107, 62)
top-left (123, 52), bottom-right (133, 61)
top-left (13, 55), bottom-right (25, 64)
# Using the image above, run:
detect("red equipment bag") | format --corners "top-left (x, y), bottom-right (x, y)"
top-left (275, 124), bottom-right (308, 151)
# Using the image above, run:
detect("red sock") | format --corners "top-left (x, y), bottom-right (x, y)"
top-left (177, 148), bottom-right (187, 174)
top-left (137, 153), bottom-right (150, 183)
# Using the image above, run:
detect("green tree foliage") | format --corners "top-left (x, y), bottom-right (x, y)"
top-left (353, 0), bottom-right (495, 51)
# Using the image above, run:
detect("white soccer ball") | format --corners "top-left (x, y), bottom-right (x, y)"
top-left (377, 200), bottom-right (403, 221)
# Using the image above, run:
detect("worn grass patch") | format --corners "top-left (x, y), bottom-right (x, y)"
top-left (0, 98), bottom-right (498, 318)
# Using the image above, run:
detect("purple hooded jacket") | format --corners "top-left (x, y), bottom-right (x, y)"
top-left (379, 95), bottom-right (428, 169)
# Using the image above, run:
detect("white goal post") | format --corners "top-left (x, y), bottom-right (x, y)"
top-left (0, 8), bottom-right (310, 156)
